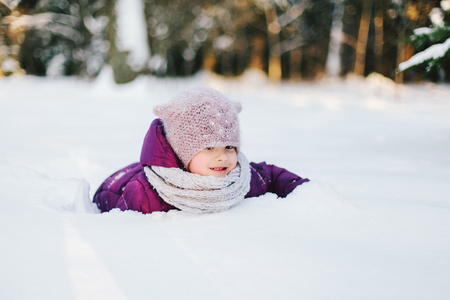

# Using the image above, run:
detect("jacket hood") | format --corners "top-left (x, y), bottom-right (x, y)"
top-left (140, 119), bottom-right (184, 169)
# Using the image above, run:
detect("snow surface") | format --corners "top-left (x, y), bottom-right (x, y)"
top-left (1, 70), bottom-right (450, 300)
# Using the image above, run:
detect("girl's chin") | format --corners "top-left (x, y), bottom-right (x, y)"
top-left (208, 170), bottom-right (228, 177)
top-left (189, 167), bottom-right (235, 177)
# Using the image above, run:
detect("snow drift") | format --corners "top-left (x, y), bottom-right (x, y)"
top-left (1, 71), bottom-right (449, 300)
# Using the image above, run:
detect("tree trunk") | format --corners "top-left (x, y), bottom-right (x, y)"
top-left (264, 3), bottom-right (282, 80)
top-left (106, 0), bottom-right (139, 84)
top-left (395, 30), bottom-right (405, 84)
top-left (354, 0), bottom-right (372, 76)
top-left (326, 0), bottom-right (344, 76)
top-left (374, 0), bottom-right (384, 74)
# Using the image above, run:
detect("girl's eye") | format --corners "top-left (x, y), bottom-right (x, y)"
top-left (205, 147), bottom-right (214, 151)
top-left (225, 146), bottom-right (236, 151)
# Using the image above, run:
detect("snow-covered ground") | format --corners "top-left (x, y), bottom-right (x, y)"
top-left (1, 70), bottom-right (450, 300)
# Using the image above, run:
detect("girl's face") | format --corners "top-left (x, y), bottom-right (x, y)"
top-left (188, 146), bottom-right (238, 177)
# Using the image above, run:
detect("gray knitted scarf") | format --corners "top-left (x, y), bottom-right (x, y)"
top-left (144, 153), bottom-right (251, 214)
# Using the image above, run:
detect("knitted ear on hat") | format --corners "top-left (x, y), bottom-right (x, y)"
top-left (153, 105), bottom-right (169, 119)
top-left (153, 87), bottom-right (242, 168)
top-left (233, 102), bottom-right (242, 113)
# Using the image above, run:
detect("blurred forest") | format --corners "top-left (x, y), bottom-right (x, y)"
top-left (0, 0), bottom-right (449, 83)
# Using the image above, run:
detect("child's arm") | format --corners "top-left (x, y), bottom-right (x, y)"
top-left (93, 163), bottom-right (175, 214)
top-left (115, 172), bottom-right (176, 214)
top-left (93, 163), bottom-right (142, 212)
top-left (246, 162), bottom-right (309, 198)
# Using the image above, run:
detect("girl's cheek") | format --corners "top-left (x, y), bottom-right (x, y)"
top-left (229, 155), bottom-right (238, 173)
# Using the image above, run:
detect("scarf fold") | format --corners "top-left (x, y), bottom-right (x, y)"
top-left (144, 153), bottom-right (251, 214)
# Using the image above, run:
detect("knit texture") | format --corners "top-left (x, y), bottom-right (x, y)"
top-left (153, 87), bottom-right (242, 168)
top-left (144, 152), bottom-right (251, 214)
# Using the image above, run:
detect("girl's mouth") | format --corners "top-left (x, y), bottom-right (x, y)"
top-left (210, 167), bottom-right (227, 172)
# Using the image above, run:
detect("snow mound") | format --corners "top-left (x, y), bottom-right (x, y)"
top-left (44, 178), bottom-right (99, 213)
top-left (288, 181), bottom-right (359, 216)
top-left (1, 75), bottom-right (450, 300)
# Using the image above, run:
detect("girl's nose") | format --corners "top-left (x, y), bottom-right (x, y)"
top-left (215, 148), bottom-right (228, 161)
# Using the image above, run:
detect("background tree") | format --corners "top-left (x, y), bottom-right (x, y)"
top-left (205, 0), bottom-right (257, 77)
top-left (340, 0), bottom-right (439, 81)
top-left (398, 0), bottom-right (450, 81)
top-left (0, 0), bottom-right (108, 77)
top-left (107, 0), bottom-right (150, 83)
top-left (291, 0), bottom-right (334, 79)
top-left (1, 0), bottom-right (448, 82)
top-left (143, 0), bottom-right (211, 77)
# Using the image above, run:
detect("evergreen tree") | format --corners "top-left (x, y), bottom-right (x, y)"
top-left (206, 0), bottom-right (259, 77)
top-left (398, 0), bottom-right (450, 81)
top-left (143, 0), bottom-right (212, 77)
top-left (296, 0), bottom-right (334, 79)
top-left (0, 0), bottom-right (108, 77)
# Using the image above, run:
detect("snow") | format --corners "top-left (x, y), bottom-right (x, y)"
top-left (398, 38), bottom-right (450, 72)
top-left (47, 54), bottom-right (67, 77)
top-left (213, 35), bottom-right (234, 51)
top-left (413, 27), bottom-right (435, 36)
top-left (1, 70), bottom-right (450, 299)
top-left (5, 13), bottom-right (82, 44)
top-left (430, 7), bottom-right (444, 26)
top-left (3, 0), bottom-right (19, 10)
top-left (442, 0), bottom-right (450, 11)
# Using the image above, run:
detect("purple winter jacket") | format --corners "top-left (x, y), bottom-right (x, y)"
top-left (93, 119), bottom-right (309, 214)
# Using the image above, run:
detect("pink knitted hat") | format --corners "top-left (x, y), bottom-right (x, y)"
top-left (154, 87), bottom-right (242, 168)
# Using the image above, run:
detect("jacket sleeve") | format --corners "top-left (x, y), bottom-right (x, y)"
top-left (116, 172), bottom-right (176, 214)
top-left (93, 163), bottom-right (142, 212)
top-left (246, 162), bottom-right (309, 198)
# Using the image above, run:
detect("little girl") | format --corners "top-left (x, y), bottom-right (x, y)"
top-left (93, 87), bottom-right (309, 214)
